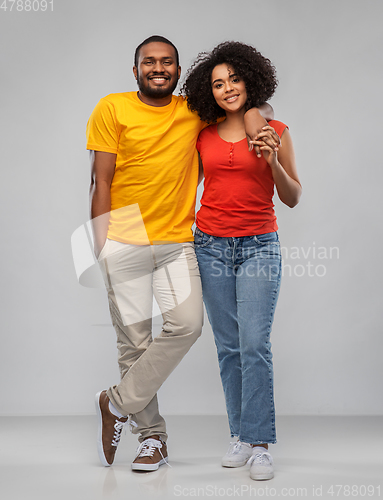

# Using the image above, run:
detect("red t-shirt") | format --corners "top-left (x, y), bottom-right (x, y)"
top-left (196, 119), bottom-right (288, 237)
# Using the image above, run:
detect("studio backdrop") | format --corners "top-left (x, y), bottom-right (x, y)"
top-left (0, 0), bottom-right (382, 416)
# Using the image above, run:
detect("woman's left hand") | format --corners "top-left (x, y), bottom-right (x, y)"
top-left (249, 126), bottom-right (281, 168)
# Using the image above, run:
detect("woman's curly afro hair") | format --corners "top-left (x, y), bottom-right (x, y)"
top-left (182, 41), bottom-right (278, 123)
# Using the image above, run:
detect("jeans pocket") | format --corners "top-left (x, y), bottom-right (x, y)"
top-left (194, 228), bottom-right (214, 248)
top-left (254, 231), bottom-right (279, 245)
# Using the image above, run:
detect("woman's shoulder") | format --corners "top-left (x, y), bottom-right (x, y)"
top-left (200, 122), bottom-right (219, 133)
top-left (198, 123), bottom-right (219, 142)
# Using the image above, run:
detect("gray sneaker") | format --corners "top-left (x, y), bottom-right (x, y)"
top-left (249, 447), bottom-right (274, 480)
top-left (221, 441), bottom-right (254, 467)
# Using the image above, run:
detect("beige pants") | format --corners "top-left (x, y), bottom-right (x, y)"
top-left (98, 239), bottom-right (203, 442)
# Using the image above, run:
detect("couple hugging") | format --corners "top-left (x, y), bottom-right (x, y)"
top-left (87, 35), bottom-right (301, 481)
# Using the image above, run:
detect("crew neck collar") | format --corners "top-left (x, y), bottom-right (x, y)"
top-left (134, 91), bottom-right (175, 109)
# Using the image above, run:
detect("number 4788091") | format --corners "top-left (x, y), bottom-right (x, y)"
top-left (0, 0), bottom-right (54, 11)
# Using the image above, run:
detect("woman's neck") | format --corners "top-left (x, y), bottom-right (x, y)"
top-left (217, 110), bottom-right (246, 142)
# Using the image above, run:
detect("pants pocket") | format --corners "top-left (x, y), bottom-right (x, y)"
top-left (97, 238), bottom-right (110, 261)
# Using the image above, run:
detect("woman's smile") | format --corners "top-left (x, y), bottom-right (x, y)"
top-left (224, 94), bottom-right (239, 102)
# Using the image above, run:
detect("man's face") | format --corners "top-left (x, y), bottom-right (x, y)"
top-left (133, 42), bottom-right (181, 102)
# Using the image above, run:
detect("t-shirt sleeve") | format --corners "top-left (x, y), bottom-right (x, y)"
top-left (196, 126), bottom-right (210, 153)
top-left (86, 97), bottom-right (119, 153)
top-left (196, 126), bottom-right (206, 153)
top-left (269, 119), bottom-right (288, 138)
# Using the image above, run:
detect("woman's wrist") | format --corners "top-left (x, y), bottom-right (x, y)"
top-left (268, 157), bottom-right (280, 170)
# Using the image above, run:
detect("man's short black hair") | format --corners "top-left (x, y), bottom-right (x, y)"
top-left (134, 35), bottom-right (179, 67)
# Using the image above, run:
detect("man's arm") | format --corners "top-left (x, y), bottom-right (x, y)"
top-left (89, 150), bottom-right (117, 257)
top-left (244, 104), bottom-right (279, 156)
top-left (259, 102), bottom-right (275, 121)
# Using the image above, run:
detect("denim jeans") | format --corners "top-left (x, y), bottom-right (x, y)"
top-left (194, 228), bottom-right (282, 444)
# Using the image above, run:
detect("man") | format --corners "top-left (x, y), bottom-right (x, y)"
top-left (86, 35), bottom-right (275, 472)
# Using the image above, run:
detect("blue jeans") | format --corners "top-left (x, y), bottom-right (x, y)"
top-left (194, 228), bottom-right (282, 444)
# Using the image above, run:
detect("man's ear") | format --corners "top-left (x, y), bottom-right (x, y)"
top-left (177, 66), bottom-right (181, 80)
top-left (133, 66), bottom-right (138, 80)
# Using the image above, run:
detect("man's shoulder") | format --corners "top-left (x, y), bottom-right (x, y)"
top-left (173, 95), bottom-right (204, 127)
top-left (99, 91), bottom-right (135, 106)
top-left (172, 94), bottom-right (191, 113)
top-left (173, 94), bottom-right (187, 104)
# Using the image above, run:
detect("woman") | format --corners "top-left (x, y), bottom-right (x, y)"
top-left (183, 41), bottom-right (301, 480)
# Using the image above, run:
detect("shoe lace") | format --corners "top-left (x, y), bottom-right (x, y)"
top-left (231, 442), bottom-right (242, 454)
top-left (111, 420), bottom-right (126, 447)
top-left (248, 450), bottom-right (272, 466)
top-left (135, 438), bottom-right (172, 468)
top-left (110, 416), bottom-right (137, 447)
top-left (227, 440), bottom-right (248, 455)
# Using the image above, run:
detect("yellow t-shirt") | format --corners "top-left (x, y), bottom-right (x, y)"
top-left (86, 92), bottom-right (205, 244)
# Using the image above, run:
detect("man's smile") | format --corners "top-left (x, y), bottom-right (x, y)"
top-left (149, 76), bottom-right (169, 84)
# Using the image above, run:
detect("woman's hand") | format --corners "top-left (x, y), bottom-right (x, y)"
top-left (249, 125), bottom-right (281, 166)
top-left (257, 126), bottom-right (302, 208)
top-left (253, 127), bottom-right (302, 208)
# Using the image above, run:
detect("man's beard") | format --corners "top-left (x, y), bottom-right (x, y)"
top-left (136, 72), bottom-right (178, 99)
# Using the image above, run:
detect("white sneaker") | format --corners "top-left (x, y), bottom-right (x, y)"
top-left (221, 441), bottom-right (254, 467)
top-left (249, 447), bottom-right (274, 480)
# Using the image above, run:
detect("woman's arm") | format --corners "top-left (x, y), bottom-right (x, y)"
top-left (255, 126), bottom-right (302, 208)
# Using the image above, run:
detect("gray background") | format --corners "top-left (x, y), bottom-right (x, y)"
top-left (0, 0), bottom-right (382, 417)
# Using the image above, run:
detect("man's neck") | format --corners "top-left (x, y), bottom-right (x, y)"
top-left (137, 91), bottom-right (172, 107)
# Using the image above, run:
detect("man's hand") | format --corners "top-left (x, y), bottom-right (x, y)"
top-left (249, 125), bottom-right (281, 163)
top-left (251, 125), bottom-right (281, 167)
top-left (244, 105), bottom-right (280, 156)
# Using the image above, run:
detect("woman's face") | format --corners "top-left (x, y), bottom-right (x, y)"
top-left (211, 64), bottom-right (247, 114)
